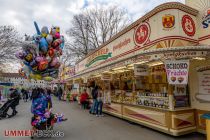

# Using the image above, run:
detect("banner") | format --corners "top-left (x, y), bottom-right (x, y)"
top-left (165, 60), bottom-right (189, 85)
top-left (134, 65), bottom-right (149, 76)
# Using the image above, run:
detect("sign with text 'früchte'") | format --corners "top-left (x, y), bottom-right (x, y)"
top-left (165, 60), bottom-right (189, 85)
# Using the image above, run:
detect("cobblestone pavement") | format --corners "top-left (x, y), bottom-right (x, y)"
top-left (0, 97), bottom-right (206, 140)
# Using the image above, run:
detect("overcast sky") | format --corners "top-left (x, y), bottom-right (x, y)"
top-left (0, 0), bottom-right (184, 35)
top-left (0, 0), bottom-right (185, 72)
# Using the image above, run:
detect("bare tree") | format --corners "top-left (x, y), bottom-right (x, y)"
top-left (0, 26), bottom-right (22, 68)
top-left (65, 5), bottom-right (131, 61)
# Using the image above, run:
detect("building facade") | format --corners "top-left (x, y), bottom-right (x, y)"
top-left (0, 73), bottom-right (49, 88)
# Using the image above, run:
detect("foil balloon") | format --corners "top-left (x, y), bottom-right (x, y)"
top-left (39, 38), bottom-right (48, 53)
top-left (30, 60), bottom-right (38, 72)
top-left (46, 34), bottom-right (53, 44)
top-left (34, 74), bottom-right (42, 80)
top-left (52, 39), bottom-right (62, 49)
top-left (22, 65), bottom-right (31, 78)
top-left (41, 26), bottom-right (49, 38)
top-left (46, 56), bottom-right (52, 63)
top-left (58, 48), bottom-right (62, 56)
top-left (54, 62), bottom-right (61, 69)
top-left (51, 27), bottom-right (56, 36)
top-left (50, 57), bottom-right (58, 67)
top-left (35, 56), bottom-right (44, 62)
top-left (16, 21), bottom-right (64, 81)
top-left (15, 51), bottom-right (24, 59)
top-left (19, 68), bottom-right (26, 77)
top-left (55, 27), bottom-right (60, 33)
top-left (30, 73), bottom-right (42, 80)
top-left (34, 21), bottom-right (41, 35)
top-left (38, 59), bottom-right (49, 71)
top-left (43, 76), bottom-right (53, 81)
top-left (33, 34), bottom-right (41, 44)
top-left (60, 36), bottom-right (65, 50)
top-left (54, 32), bottom-right (60, 39)
top-left (48, 47), bottom-right (55, 57)
top-left (24, 52), bottom-right (33, 62)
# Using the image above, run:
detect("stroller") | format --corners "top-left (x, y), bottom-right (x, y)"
top-left (0, 98), bottom-right (17, 119)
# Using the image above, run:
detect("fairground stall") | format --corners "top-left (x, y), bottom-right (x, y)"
top-left (67, 1), bottom-right (210, 136)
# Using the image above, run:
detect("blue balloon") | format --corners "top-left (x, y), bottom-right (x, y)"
top-left (39, 37), bottom-right (48, 53)
top-left (23, 60), bottom-right (30, 66)
top-left (60, 36), bottom-right (65, 50)
top-left (34, 21), bottom-right (41, 35)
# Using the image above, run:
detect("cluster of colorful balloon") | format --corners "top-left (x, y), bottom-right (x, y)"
top-left (16, 21), bottom-right (64, 81)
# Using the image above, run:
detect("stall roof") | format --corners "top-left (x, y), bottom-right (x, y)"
top-left (70, 45), bottom-right (210, 80)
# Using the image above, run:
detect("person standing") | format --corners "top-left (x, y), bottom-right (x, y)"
top-left (46, 89), bottom-right (53, 109)
top-left (0, 90), bottom-right (2, 101)
top-left (80, 89), bottom-right (89, 109)
top-left (89, 85), bottom-right (98, 114)
top-left (24, 89), bottom-right (29, 102)
top-left (58, 87), bottom-right (63, 100)
top-left (96, 86), bottom-right (104, 117)
top-left (29, 88), bottom-right (32, 100)
top-left (9, 88), bottom-right (20, 117)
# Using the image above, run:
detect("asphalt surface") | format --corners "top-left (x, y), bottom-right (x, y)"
top-left (0, 97), bottom-right (206, 140)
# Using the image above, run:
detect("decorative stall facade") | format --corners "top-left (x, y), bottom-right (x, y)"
top-left (66, 1), bottom-right (210, 136)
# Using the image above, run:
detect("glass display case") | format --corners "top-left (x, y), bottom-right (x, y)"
top-left (135, 92), bottom-right (169, 109)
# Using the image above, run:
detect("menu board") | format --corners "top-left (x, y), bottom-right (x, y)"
top-left (165, 60), bottom-right (189, 85)
top-left (134, 65), bottom-right (149, 76)
top-left (198, 70), bottom-right (210, 94)
top-left (196, 65), bottom-right (210, 102)
top-left (101, 73), bottom-right (112, 80)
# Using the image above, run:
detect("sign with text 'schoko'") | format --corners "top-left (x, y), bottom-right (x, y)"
top-left (165, 60), bottom-right (189, 85)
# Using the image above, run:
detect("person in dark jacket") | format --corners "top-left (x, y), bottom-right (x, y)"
top-left (47, 89), bottom-right (52, 109)
top-left (9, 89), bottom-right (20, 117)
top-left (23, 89), bottom-right (29, 102)
top-left (89, 85), bottom-right (98, 114)
top-left (58, 87), bottom-right (63, 100)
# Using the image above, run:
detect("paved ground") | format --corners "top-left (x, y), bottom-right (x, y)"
top-left (0, 97), bottom-right (206, 140)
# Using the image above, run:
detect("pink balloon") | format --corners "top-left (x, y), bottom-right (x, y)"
top-left (35, 56), bottom-right (44, 62)
top-left (50, 57), bottom-right (58, 67)
top-left (15, 51), bottom-right (24, 59)
top-left (54, 32), bottom-right (60, 39)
